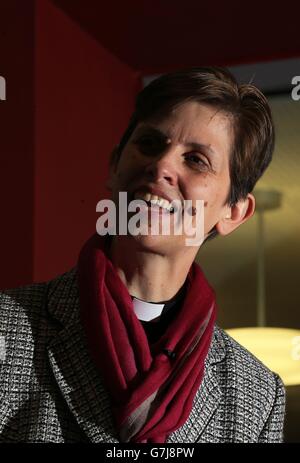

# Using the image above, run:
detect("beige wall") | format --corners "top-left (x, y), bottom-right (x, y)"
top-left (197, 94), bottom-right (300, 330)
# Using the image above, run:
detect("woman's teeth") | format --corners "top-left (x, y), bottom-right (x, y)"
top-left (134, 192), bottom-right (175, 212)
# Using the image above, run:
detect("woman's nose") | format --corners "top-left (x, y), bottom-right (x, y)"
top-left (143, 148), bottom-right (179, 185)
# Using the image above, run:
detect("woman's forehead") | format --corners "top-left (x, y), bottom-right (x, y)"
top-left (140, 101), bottom-right (233, 137)
top-left (136, 102), bottom-right (234, 151)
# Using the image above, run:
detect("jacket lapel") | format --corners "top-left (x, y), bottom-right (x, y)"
top-left (166, 327), bottom-right (226, 443)
top-left (46, 267), bottom-right (119, 443)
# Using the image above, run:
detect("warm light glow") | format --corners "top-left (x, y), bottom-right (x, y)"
top-left (225, 327), bottom-right (300, 386)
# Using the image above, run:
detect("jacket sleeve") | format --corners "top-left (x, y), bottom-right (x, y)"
top-left (258, 373), bottom-right (286, 443)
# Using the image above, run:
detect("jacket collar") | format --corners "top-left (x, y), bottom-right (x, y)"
top-left (46, 266), bottom-right (225, 443)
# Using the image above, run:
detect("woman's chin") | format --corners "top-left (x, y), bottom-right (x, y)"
top-left (128, 231), bottom-right (184, 252)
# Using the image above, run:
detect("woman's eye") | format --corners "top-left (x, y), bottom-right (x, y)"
top-left (133, 136), bottom-right (165, 154)
top-left (135, 136), bottom-right (153, 146)
top-left (186, 153), bottom-right (209, 169)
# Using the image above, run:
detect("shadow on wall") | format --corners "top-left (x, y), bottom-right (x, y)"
top-left (285, 386), bottom-right (300, 442)
top-left (210, 228), bottom-right (300, 329)
top-left (197, 229), bottom-right (300, 442)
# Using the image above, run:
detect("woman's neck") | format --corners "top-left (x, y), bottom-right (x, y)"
top-left (108, 235), bottom-right (195, 302)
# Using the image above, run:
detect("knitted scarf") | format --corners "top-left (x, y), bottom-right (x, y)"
top-left (78, 233), bottom-right (216, 443)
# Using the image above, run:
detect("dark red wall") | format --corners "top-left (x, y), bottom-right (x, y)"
top-left (0, 0), bottom-right (141, 288)
top-left (0, 1), bottom-right (35, 288)
top-left (33, 0), bottom-right (141, 283)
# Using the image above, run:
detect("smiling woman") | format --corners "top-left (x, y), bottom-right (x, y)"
top-left (0, 66), bottom-right (285, 443)
top-left (107, 101), bottom-right (232, 254)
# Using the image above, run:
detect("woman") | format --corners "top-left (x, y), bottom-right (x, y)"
top-left (0, 67), bottom-right (285, 443)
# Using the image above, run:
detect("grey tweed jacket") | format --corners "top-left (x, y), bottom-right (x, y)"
top-left (0, 267), bottom-right (286, 443)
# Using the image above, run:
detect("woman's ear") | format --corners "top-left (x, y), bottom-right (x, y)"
top-left (105, 145), bottom-right (120, 191)
top-left (216, 193), bottom-right (256, 236)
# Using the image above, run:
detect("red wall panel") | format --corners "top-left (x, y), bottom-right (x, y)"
top-left (0, 0), bottom-right (140, 288)
top-left (33, 0), bottom-right (141, 282)
top-left (0, 1), bottom-right (35, 288)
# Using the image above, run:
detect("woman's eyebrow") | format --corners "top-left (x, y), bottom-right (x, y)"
top-left (135, 125), bottom-right (217, 157)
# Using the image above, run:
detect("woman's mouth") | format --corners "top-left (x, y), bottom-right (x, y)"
top-left (133, 191), bottom-right (177, 214)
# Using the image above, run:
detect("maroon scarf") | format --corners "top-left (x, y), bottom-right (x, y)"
top-left (78, 233), bottom-right (217, 443)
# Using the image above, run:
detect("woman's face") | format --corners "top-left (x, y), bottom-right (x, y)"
top-left (108, 101), bottom-right (235, 253)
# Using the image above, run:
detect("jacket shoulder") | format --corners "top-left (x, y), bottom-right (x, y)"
top-left (0, 280), bottom-right (48, 330)
top-left (0, 268), bottom-right (78, 349)
top-left (211, 325), bottom-right (286, 441)
top-left (214, 325), bottom-right (282, 380)
top-left (0, 268), bottom-right (77, 317)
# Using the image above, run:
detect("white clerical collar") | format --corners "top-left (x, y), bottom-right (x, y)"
top-left (132, 297), bottom-right (165, 322)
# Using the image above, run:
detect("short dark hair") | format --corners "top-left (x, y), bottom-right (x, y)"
top-left (112, 67), bottom-right (275, 238)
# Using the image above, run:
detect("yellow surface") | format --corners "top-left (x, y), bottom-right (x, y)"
top-left (225, 327), bottom-right (300, 386)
